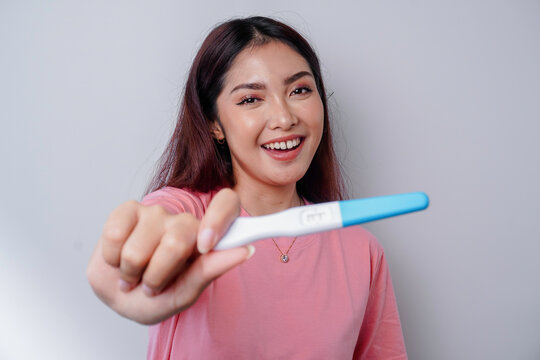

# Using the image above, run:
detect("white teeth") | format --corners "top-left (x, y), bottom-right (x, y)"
top-left (262, 137), bottom-right (302, 150)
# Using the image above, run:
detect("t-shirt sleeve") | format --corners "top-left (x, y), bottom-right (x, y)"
top-left (353, 243), bottom-right (408, 359)
top-left (140, 187), bottom-right (207, 219)
top-left (143, 187), bottom-right (210, 359)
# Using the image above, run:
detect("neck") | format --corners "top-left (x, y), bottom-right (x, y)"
top-left (233, 181), bottom-right (303, 216)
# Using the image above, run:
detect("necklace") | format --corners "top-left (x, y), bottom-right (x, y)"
top-left (271, 237), bottom-right (298, 263)
top-left (270, 196), bottom-right (304, 263)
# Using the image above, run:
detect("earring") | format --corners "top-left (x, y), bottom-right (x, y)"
top-left (217, 137), bottom-right (225, 145)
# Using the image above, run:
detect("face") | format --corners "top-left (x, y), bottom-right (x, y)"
top-left (215, 41), bottom-right (324, 191)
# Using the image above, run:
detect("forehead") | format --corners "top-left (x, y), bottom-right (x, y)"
top-left (223, 41), bottom-right (311, 87)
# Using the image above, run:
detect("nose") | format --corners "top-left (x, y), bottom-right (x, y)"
top-left (267, 98), bottom-right (298, 130)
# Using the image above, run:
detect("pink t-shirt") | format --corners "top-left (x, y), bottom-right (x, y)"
top-left (143, 187), bottom-right (407, 359)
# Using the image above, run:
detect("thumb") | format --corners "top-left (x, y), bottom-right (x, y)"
top-left (199, 245), bottom-right (255, 282)
top-left (171, 245), bottom-right (255, 307)
top-left (197, 188), bottom-right (240, 254)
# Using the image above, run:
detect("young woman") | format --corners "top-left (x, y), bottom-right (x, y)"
top-left (87, 16), bottom-right (407, 359)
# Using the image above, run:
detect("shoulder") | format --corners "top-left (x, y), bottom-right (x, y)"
top-left (141, 186), bottom-right (217, 219)
top-left (336, 225), bottom-right (386, 262)
top-left (333, 226), bottom-right (391, 290)
top-left (339, 225), bottom-right (384, 249)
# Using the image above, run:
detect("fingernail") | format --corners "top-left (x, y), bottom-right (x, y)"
top-left (142, 284), bottom-right (156, 297)
top-left (198, 228), bottom-right (215, 254)
top-left (118, 279), bottom-right (133, 292)
top-left (245, 245), bottom-right (256, 260)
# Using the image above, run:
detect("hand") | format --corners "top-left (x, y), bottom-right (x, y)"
top-left (86, 188), bottom-right (254, 325)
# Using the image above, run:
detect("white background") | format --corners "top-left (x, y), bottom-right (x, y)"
top-left (1, 1), bottom-right (539, 359)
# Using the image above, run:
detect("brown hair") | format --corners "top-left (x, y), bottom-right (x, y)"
top-left (146, 16), bottom-right (346, 203)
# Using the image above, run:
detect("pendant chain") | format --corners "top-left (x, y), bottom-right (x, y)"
top-left (271, 237), bottom-right (297, 263)
top-left (271, 196), bottom-right (304, 263)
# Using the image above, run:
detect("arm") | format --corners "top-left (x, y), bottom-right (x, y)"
top-left (353, 249), bottom-right (407, 359)
top-left (86, 188), bottom-right (254, 325)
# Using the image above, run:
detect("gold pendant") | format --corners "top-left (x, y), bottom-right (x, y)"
top-left (280, 254), bottom-right (289, 263)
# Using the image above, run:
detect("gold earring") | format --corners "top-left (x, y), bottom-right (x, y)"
top-left (217, 137), bottom-right (225, 145)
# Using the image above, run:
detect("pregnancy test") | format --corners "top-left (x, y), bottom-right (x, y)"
top-left (214, 192), bottom-right (429, 250)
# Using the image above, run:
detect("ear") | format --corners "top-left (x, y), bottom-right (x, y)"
top-left (210, 121), bottom-right (225, 141)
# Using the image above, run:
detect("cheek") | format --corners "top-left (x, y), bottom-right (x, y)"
top-left (304, 98), bottom-right (324, 137)
top-left (228, 116), bottom-right (260, 142)
top-left (219, 108), bottom-right (263, 146)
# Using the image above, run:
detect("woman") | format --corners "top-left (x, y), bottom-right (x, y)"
top-left (87, 16), bottom-right (407, 359)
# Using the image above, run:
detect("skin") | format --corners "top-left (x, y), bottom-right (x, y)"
top-left (214, 41), bottom-right (324, 216)
top-left (86, 41), bottom-right (325, 325)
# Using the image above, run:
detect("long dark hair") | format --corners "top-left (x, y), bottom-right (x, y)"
top-left (146, 16), bottom-right (346, 203)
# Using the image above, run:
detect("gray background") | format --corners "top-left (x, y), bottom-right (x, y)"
top-left (1, 1), bottom-right (539, 359)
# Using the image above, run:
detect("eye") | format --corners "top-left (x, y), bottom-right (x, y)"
top-left (290, 86), bottom-right (313, 96)
top-left (236, 96), bottom-right (262, 106)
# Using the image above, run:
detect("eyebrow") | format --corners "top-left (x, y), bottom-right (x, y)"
top-left (229, 71), bottom-right (313, 94)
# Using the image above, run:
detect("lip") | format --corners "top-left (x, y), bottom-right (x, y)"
top-left (261, 136), bottom-right (305, 162)
top-left (261, 134), bottom-right (304, 146)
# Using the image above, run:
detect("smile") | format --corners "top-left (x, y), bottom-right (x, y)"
top-left (262, 137), bottom-right (302, 150)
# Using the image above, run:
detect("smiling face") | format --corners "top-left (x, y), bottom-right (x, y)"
top-left (214, 41), bottom-right (324, 194)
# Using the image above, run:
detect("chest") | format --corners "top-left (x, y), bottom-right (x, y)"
top-left (173, 235), bottom-right (373, 358)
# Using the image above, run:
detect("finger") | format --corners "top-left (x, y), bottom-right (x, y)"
top-left (197, 188), bottom-right (241, 254)
top-left (171, 245), bottom-right (255, 309)
top-left (102, 200), bottom-right (139, 267)
top-left (141, 213), bottom-right (199, 296)
top-left (119, 205), bottom-right (168, 286)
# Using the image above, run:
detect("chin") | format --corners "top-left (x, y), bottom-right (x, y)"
top-left (265, 170), bottom-right (307, 187)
